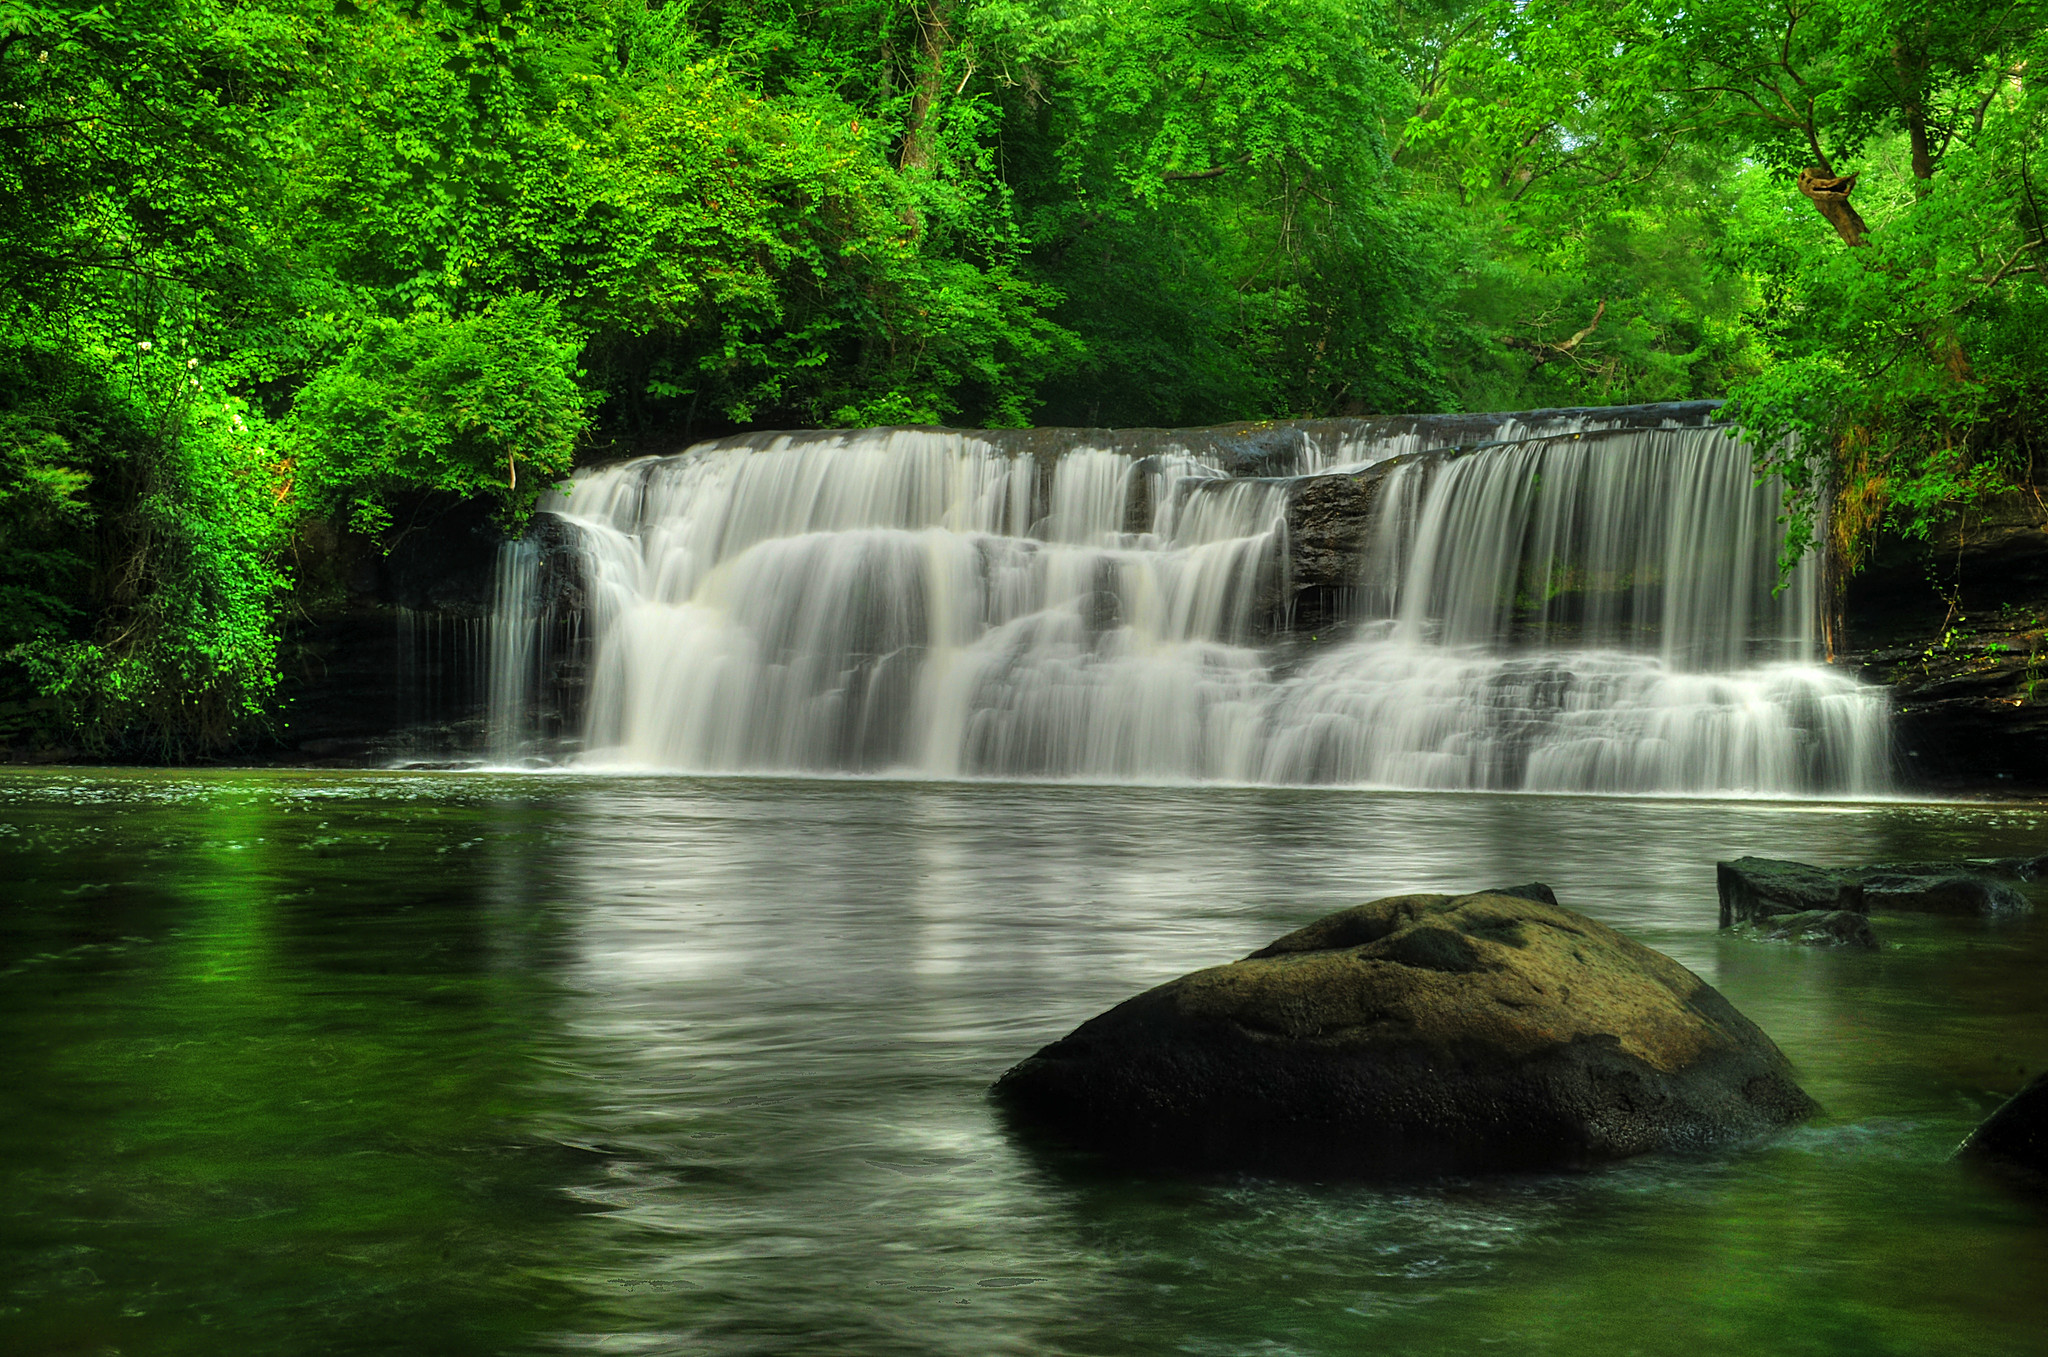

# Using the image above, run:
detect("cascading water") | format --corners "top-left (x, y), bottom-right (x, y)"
top-left (496, 409), bottom-right (1892, 794)
top-left (485, 538), bottom-right (541, 763)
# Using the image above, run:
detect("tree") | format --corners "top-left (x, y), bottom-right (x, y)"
top-left (1409, 0), bottom-right (2048, 574)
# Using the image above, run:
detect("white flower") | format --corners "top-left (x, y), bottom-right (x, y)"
top-left (138, 340), bottom-right (151, 351)
top-left (187, 357), bottom-right (198, 369)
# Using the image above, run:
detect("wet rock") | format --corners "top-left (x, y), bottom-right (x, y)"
top-left (1760, 910), bottom-right (1879, 949)
top-left (994, 890), bottom-right (1818, 1176)
top-left (1286, 473), bottom-right (1377, 579)
top-left (1716, 857), bottom-right (1864, 926)
top-left (1861, 872), bottom-right (2033, 916)
top-left (1957, 1071), bottom-right (2048, 1181)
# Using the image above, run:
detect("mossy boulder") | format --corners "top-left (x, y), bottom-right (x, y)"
top-left (995, 890), bottom-right (1817, 1176)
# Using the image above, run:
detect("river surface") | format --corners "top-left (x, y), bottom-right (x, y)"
top-left (3, 769), bottom-right (2045, 1356)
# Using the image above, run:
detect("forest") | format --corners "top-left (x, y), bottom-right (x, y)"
top-left (1, 0), bottom-right (2044, 755)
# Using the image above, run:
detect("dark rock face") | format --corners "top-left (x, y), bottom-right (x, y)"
top-left (994, 890), bottom-right (1818, 1177)
top-left (1838, 481), bottom-right (2048, 793)
top-left (1861, 872), bottom-right (2032, 916)
top-left (1761, 911), bottom-right (1879, 948)
top-left (1716, 857), bottom-right (1865, 926)
top-left (271, 498), bottom-right (503, 762)
top-left (1957, 1071), bottom-right (2048, 1180)
top-left (1285, 471), bottom-right (1382, 634)
top-left (269, 498), bottom-right (592, 764)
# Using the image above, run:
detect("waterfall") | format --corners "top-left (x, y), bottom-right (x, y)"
top-left (489, 409), bottom-right (1892, 794)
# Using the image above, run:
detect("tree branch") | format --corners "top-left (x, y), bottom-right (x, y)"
top-left (1798, 168), bottom-right (1867, 245)
top-left (1163, 152), bottom-right (1254, 182)
top-left (1499, 300), bottom-right (1606, 368)
top-left (1982, 240), bottom-right (2043, 290)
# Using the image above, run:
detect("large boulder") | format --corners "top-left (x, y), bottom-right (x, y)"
top-left (1957, 1071), bottom-right (2048, 1182)
top-left (994, 890), bottom-right (1818, 1176)
top-left (1716, 857), bottom-right (1864, 926)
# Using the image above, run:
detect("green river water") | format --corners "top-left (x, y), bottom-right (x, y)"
top-left (2, 768), bottom-right (2044, 1356)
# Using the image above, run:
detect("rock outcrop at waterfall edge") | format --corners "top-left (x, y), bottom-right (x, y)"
top-left (993, 889), bottom-right (1818, 1176)
top-left (1838, 474), bottom-right (2048, 793)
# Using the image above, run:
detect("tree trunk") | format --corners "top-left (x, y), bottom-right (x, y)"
top-left (897, 4), bottom-right (949, 177)
top-left (1903, 101), bottom-right (1935, 181)
top-left (1895, 43), bottom-right (1935, 182)
top-left (1798, 169), bottom-right (1870, 248)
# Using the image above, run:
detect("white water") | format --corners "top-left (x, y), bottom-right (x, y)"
top-left (505, 414), bottom-right (1891, 794)
top-left (485, 539), bottom-right (541, 763)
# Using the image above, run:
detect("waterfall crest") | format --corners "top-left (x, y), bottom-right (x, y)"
top-left (501, 409), bottom-right (1891, 794)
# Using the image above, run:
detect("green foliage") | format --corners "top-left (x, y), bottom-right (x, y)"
top-left (0, 336), bottom-right (292, 756)
top-left (1717, 40), bottom-right (2048, 570)
top-left (1390, 3), bottom-right (1776, 410)
top-left (289, 297), bottom-right (595, 532)
top-left (1412, 0), bottom-right (2048, 577)
top-left (0, 412), bottom-right (90, 645)
top-left (979, 0), bottom-right (1455, 422)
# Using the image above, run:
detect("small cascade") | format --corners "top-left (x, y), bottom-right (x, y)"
top-left (395, 605), bottom-right (487, 755)
top-left (485, 539), bottom-right (541, 763)
top-left (1368, 428), bottom-right (1814, 664)
top-left (488, 408), bottom-right (1893, 794)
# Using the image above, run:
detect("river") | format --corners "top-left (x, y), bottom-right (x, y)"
top-left (3, 769), bottom-right (2044, 1355)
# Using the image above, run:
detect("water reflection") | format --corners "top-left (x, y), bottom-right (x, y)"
top-left (1, 771), bottom-right (2045, 1356)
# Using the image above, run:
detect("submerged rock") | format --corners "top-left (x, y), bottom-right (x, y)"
top-left (1760, 910), bottom-right (1879, 949)
top-left (994, 890), bottom-right (1817, 1176)
top-left (1957, 1071), bottom-right (2048, 1181)
top-left (1860, 872), bottom-right (2032, 916)
top-left (1716, 857), bottom-right (1865, 926)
